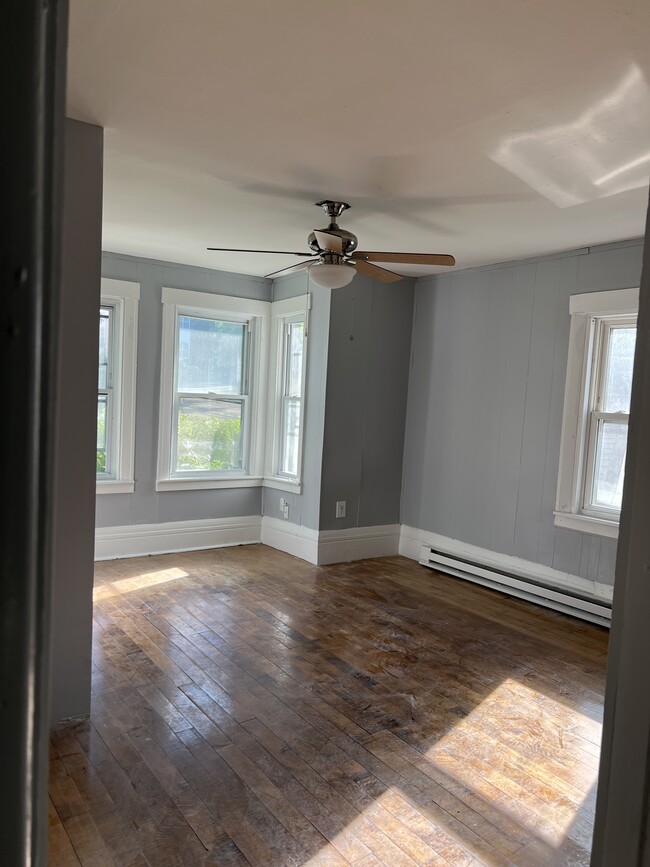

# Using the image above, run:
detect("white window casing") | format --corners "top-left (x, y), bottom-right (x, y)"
top-left (156, 288), bottom-right (270, 491)
top-left (555, 287), bottom-right (638, 538)
top-left (96, 278), bottom-right (139, 495)
top-left (263, 294), bottom-right (310, 493)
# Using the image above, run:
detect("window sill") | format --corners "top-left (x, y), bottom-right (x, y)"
top-left (554, 510), bottom-right (619, 539)
top-left (262, 476), bottom-right (303, 494)
top-left (156, 476), bottom-right (263, 492)
top-left (96, 480), bottom-right (135, 495)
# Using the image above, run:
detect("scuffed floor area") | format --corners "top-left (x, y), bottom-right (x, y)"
top-left (49, 546), bottom-right (607, 865)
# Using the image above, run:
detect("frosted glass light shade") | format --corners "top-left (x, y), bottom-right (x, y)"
top-left (309, 262), bottom-right (356, 289)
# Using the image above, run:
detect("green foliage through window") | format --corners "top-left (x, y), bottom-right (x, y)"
top-left (176, 410), bottom-right (242, 471)
top-left (97, 400), bottom-right (106, 473)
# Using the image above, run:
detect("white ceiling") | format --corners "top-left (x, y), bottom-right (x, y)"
top-left (67, 0), bottom-right (650, 278)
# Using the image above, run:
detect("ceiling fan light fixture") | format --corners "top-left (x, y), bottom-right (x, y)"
top-left (308, 261), bottom-right (356, 289)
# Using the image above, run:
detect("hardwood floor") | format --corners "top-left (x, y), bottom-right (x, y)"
top-left (49, 545), bottom-right (608, 866)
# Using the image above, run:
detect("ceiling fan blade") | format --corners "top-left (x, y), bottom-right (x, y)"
top-left (314, 231), bottom-right (344, 255)
top-left (207, 247), bottom-right (316, 256)
top-left (264, 260), bottom-right (314, 280)
top-left (353, 260), bottom-right (403, 283)
top-left (352, 251), bottom-right (456, 267)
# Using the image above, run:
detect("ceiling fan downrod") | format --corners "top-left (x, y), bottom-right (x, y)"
top-left (315, 199), bottom-right (351, 229)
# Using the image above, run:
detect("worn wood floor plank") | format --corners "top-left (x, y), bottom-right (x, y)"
top-left (49, 546), bottom-right (607, 865)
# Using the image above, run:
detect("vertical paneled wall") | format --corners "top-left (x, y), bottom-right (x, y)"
top-left (319, 275), bottom-right (415, 531)
top-left (402, 240), bottom-right (644, 585)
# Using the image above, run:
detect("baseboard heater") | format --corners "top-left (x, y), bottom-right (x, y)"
top-left (419, 545), bottom-right (611, 627)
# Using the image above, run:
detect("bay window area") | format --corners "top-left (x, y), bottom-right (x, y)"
top-left (97, 284), bottom-right (310, 496)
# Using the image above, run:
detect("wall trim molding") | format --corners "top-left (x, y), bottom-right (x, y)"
top-left (95, 516), bottom-right (401, 564)
top-left (317, 524), bottom-right (401, 566)
top-left (399, 524), bottom-right (613, 619)
top-left (260, 518), bottom-right (401, 565)
top-left (94, 516), bottom-right (262, 560)
top-left (260, 517), bottom-right (319, 564)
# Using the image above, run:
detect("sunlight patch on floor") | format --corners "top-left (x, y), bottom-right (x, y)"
top-left (93, 566), bottom-right (189, 600)
top-left (302, 678), bottom-right (599, 863)
top-left (423, 677), bottom-right (599, 846)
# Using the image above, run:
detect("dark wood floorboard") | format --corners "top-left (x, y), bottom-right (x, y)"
top-left (49, 545), bottom-right (608, 866)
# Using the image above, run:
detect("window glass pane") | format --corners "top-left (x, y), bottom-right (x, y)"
top-left (280, 398), bottom-right (300, 476)
top-left (176, 397), bottom-right (243, 471)
top-left (97, 395), bottom-right (107, 473)
top-left (603, 326), bottom-right (636, 413)
top-left (286, 322), bottom-right (304, 398)
top-left (593, 420), bottom-right (628, 510)
top-left (98, 307), bottom-right (111, 389)
top-left (178, 315), bottom-right (245, 394)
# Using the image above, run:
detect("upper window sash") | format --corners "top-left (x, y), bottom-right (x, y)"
top-left (156, 288), bottom-right (270, 491)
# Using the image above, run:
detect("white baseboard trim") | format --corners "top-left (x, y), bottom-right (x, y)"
top-left (317, 524), bottom-right (401, 566)
top-left (400, 524), bottom-right (613, 624)
top-left (261, 517), bottom-right (320, 564)
top-left (95, 516), bottom-right (262, 560)
top-left (95, 515), bottom-right (401, 565)
top-left (260, 518), bottom-right (401, 565)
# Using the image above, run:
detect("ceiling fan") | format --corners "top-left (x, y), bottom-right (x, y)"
top-left (207, 200), bottom-right (455, 289)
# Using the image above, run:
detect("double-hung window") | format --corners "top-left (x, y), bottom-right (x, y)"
top-left (157, 288), bottom-right (270, 490)
top-left (97, 304), bottom-right (114, 476)
top-left (175, 315), bottom-right (248, 474)
top-left (555, 287), bottom-right (638, 538)
top-left (96, 278), bottom-right (139, 494)
top-left (264, 295), bottom-right (309, 491)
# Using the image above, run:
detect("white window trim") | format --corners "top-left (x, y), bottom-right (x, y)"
top-left (156, 287), bottom-right (270, 491)
top-left (96, 278), bottom-right (139, 495)
top-left (263, 294), bottom-right (310, 493)
top-left (554, 286), bottom-right (639, 538)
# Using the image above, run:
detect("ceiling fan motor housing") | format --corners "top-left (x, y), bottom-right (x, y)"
top-left (309, 199), bottom-right (358, 254)
top-left (307, 228), bottom-right (358, 254)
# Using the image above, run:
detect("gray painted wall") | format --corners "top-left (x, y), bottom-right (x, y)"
top-left (262, 272), bottom-right (331, 531)
top-left (319, 275), bottom-right (415, 531)
top-left (50, 119), bottom-right (103, 725)
top-left (96, 253), bottom-right (271, 528)
top-left (402, 240), bottom-right (644, 585)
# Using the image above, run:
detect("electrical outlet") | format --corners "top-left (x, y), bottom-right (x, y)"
top-left (336, 500), bottom-right (346, 519)
top-left (279, 498), bottom-right (289, 520)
